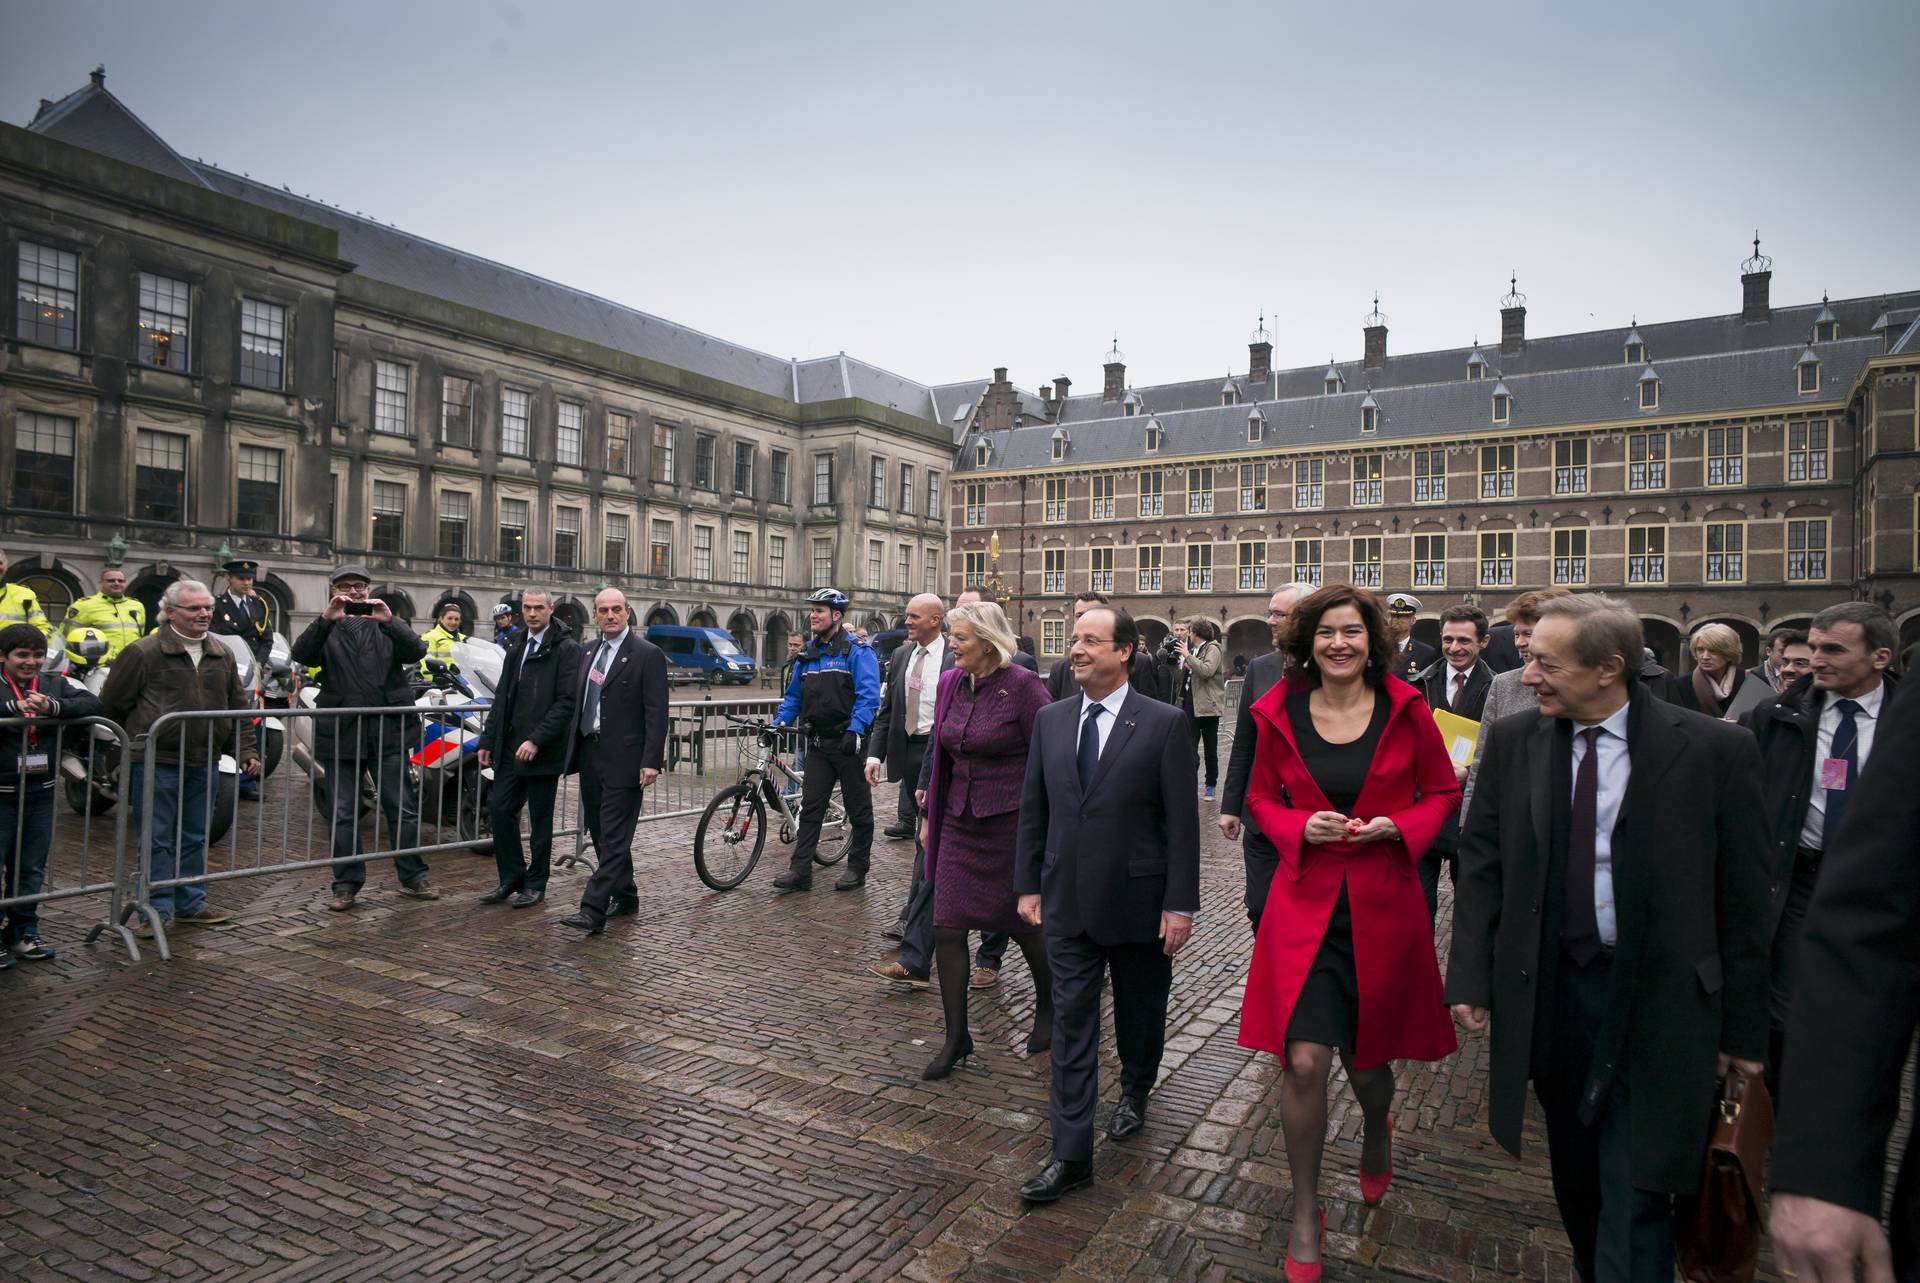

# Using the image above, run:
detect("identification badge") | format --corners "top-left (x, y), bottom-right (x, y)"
top-left (18, 752), bottom-right (49, 774)
top-left (1820, 757), bottom-right (1850, 789)
top-left (907, 676), bottom-right (924, 692)
top-left (588, 666), bottom-right (608, 686)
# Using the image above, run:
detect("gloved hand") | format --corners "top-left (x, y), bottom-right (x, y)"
top-left (838, 732), bottom-right (861, 756)
top-left (759, 727), bottom-right (780, 748)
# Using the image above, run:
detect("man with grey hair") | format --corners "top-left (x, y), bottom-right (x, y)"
top-left (1217, 582), bottom-right (1312, 929)
top-left (1447, 593), bottom-right (1771, 1283)
top-left (866, 593), bottom-right (950, 840)
top-left (99, 578), bottom-right (261, 935)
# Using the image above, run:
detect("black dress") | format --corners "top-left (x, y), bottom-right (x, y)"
top-left (1283, 685), bottom-right (1391, 1049)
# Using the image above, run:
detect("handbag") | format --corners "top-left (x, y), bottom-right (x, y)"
top-left (1675, 1064), bottom-right (1774, 1283)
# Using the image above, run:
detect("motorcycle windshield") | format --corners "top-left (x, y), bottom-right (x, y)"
top-left (208, 631), bottom-right (254, 685)
top-left (451, 640), bottom-right (503, 698)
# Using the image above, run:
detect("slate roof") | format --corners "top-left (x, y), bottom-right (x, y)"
top-left (27, 79), bottom-right (209, 189)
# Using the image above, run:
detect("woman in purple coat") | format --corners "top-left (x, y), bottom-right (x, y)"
top-left (918, 601), bottom-right (1053, 1080)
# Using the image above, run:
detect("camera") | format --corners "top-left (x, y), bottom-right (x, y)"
top-left (343, 602), bottom-right (374, 616)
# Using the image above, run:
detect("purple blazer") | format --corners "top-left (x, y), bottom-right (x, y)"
top-left (921, 663), bottom-right (1050, 884)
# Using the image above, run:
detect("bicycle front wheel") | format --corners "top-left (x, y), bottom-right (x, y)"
top-left (695, 783), bottom-right (767, 890)
top-left (811, 799), bottom-right (853, 867)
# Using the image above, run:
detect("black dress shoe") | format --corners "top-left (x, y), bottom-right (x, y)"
top-left (557, 911), bottom-right (604, 935)
top-left (607, 898), bottom-right (639, 918)
top-left (920, 1033), bottom-right (973, 1080)
top-left (771, 871), bottom-right (812, 893)
top-left (1019, 1158), bottom-right (1093, 1203)
top-left (882, 824), bottom-right (914, 840)
top-left (509, 889), bottom-right (545, 908)
top-left (478, 885), bottom-right (517, 905)
top-left (834, 869), bottom-right (867, 891)
top-left (1106, 1095), bottom-right (1146, 1141)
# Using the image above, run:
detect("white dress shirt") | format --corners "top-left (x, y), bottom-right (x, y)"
top-left (1798, 682), bottom-right (1885, 851)
top-left (1446, 662), bottom-right (1473, 710)
top-left (906, 635), bottom-right (945, 737)
top-left (1571, 701), bottom-right (1633, 948)
top-left (1078, 683), bottom-right (1132, 760)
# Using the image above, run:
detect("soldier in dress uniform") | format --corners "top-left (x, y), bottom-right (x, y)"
top-left (1387, 591), bottom-right (1439, 683)
top-left (211, 559), bottom-right (273, 800)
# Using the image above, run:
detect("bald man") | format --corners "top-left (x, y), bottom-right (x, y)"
top-left (867, 594), bottom-right (951, 839)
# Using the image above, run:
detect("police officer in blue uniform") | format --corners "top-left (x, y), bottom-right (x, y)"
top-left (772, 588), bottom-right (881, 892)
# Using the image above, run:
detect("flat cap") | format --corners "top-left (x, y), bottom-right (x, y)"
top-left (329, 563), bottom-right (373, 584)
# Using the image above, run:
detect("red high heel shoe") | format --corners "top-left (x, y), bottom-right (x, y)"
top-left (1360, 1114), bottom-right (1395, 1205)
top-left (1283, 1207), bottom-right (1326, 1283)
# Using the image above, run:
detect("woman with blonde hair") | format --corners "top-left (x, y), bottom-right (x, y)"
top-left (1680, 622), bottom-right (1752, 718)
top-left (915, 601), bottom-right (1053, 1079)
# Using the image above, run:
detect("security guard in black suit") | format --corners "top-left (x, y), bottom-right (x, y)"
top-left (212, 559), bottom-right (274, 668)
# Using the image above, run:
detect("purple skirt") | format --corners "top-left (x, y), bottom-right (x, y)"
top-left (931, 809), bottom-right (1026, 935)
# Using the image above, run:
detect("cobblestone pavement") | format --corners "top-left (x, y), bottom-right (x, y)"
top-left (0, 766), bottom-right (1868, 1282)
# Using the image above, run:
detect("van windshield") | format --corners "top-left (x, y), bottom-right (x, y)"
top-left (710, 637), bottom-right (744, 657)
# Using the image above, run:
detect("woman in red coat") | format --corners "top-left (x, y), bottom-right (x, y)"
top-left (1237, 584), bottom-right (1460, 1283)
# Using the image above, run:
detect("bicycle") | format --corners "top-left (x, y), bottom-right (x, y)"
top-left (693, 716), bottom-right (851, 890)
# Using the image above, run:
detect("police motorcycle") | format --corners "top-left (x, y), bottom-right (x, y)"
top-left (410, 638), bottom-right (498, 852)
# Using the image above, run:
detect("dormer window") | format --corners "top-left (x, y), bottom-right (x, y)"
top-left (1246, 410), bottom-right (1265, 444)
top-left (1323, 363), bottom-right (1343, 396)
top-left (974, 440), bottom-right (990, 466)
top-left (1144, 419), bottom-right (1162, 453)
top-left (1466, 349), bottom-right (1489, 382)
top-left (1491, 383), bottom-right (1512, 424)
top-left (1815, 321), bottom-right (1839, 343)
top-left (1050, 430), bottom-right (1068, 462)
top-left (1122, 389), bottom-right (1142, 418)
top-left (1222, 380), bottom-right (1240, 407)
top-left (1797, 349), bottom-right (1821, 394)
top-left (1638, 366), bottom-right (1660, 410)
top-left (1624, 341), bottom-right (1645, 365)
top-left (1360, 394), bottom-right (1379, 434)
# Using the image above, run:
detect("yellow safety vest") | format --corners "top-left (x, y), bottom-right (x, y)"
top-left (419, 625), bottom-right (467, 677)
top-left (0, 582), bottom-right (51, 637)
top-left (65, 593), bottom-right (148, 661)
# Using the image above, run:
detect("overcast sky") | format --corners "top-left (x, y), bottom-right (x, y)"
top-left (5, 0), bottom-right (1916, 395)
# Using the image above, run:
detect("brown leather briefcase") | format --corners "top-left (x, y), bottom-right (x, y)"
top-left (1676, 1064), bottom-right (1775, 1283)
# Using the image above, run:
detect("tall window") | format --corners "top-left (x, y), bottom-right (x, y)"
top-left (440, 376), bottom-right (473, 446)
top-left (604, 512), bottom-right (629, 573)
top-left (554, 507), bottom-right (581, 568)
top-left (1412, 449), bottom-right (1445, 503)
top-left (1091, 473), bottom-right (1115, 519)
top-left (1294, 458), bottom-right (1324, 509)
top-left (1238, 541), bottom-right (1267, 591)
top-left (369, 481), bottom-right (406, 553)
top-left (1137, 546), bottom-right (1163, 592)
top-left (1705, 522), bottom-right (1743, 582)
top-left (605, 412), bottom-right (632, 475)
top-left (1186, 543), bottom-right (1213, 591)
top-left (963, 550), bottom-right (986, 588)
top-left (1552, 528), bottom-right (1588, 585)
top-left (812, 454), bottom-right (833, 505)
top-left (136, 273), bottom-right (191, 370)
top-left (1478, 531), bottom-right (1515, 586)
top-left (866, 539), bottom-right (883, 590)
top-left (11, 412), bottom-right (75, 512)
top-left (770, 449), bottom-right (790, 503)
top-left (1786, 421), bottom-right (1829, 482)
top-left (869, 455), bottom-right (887, 509)
top-left (502, 388), bottom-right (531, 456)
top-left (1479, 444), bottom-right (1516, 498)
top-left (814, 539), bottom-right (836, 587)
top-left (924, 547), bottom-right (938, 594)
top-left (1786, 517), bottom-right (1830, 581)
top-left (1043, 478), bottom-right (1068, 522)
top-left (1292, 538), bottom-right (1323, 587)
top-left (238, 298), bottom-right (286, 390)
top-left (1626, 525), bottom-right (1666, 584)
top-left (1351, 536), bottom-right (1383, 588)
top-left (735, 531), bottom-right (754, 582)
top-left (1352, 454), bottom-right (1383, 506)
top-left (499, 499), bottom-right (529, 565)
top-left (652, 423), bottom-right (677, 482)
top-left (899, 463), bottom-right (914, 514)
top-left (1089, 546), bottom-right (1114, 592)
top-left (964, 482), bottom-right (987, 526)
top-left (926, 470), bottom-right (940, 519)
top-left (134, 429), bottom-right (187, 525)
top-left (651, 520), bottom-right (674, 577)
top-left (1044, 548), bottom-right (1067, 593)
top-left (556, 400), bottom-right (584, 467)
top-left (769, 535), bottom-right (787, 587)
top-left (234, 445), bottom-right (282, 533)
top-left (1042, 619), bottom-right (1066, 656)
top-left (1187, 467), bottom-right (1213, 514)
top-left (733, 441), bottom-right (755, 497)
top-left (695, 433), bottom-right (717, 489)
top-left (1239, 462), bottom-right (1268, 512)
top-left (1628, 432), bottom-right (1666, 490)
top-left (1412, 533), bottom-right (1446, 587)
top-left (374, 360), bottom-right (409, 435)
top-left (1138, 470), bottom-right (1163, 516)
top-left (437, 491), bottom-right (470, 559)
top-left (1706, 427), bottom-right (1744, 486)
top-left (896, 543), bottom-right (911, 592)
top-left (1553, 439), bottom-right (1589, 494)
top-left (15, 241), bottom-right (79, 348)
top-left (693, 526), bottom-right (714, 580)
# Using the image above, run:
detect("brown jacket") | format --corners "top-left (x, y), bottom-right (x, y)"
top-left (99, 628), bottom-right (258, 765)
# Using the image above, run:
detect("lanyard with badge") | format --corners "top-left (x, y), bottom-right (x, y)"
top-left (6, 671), bottom-right (49, 776)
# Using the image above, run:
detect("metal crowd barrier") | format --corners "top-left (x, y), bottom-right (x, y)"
top-left (0, 716), bottom-right (142, 961)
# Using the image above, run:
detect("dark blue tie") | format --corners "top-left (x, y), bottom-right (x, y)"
top-left (1077, 702), bottom-right (1105, 792)
top-left (1823, 698), bottom-right (1862, 848)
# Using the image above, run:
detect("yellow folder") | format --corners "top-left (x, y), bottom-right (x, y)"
top-left (1432, 708), bottom-right (1481, 768)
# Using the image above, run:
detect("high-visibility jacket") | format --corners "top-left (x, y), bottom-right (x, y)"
top-left (419, 625), bottom-right (467, 678)
top-left (0, 582), bottom-right (51, 637)
top-left (64, 593), bottom-right (147, 662)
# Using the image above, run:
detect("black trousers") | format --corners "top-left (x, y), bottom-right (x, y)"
top-left (893, 735), bottom-right (929, 827)
top-left (1046, 930), bottom-right (1172, 1162)
top-left (1189, 714), bottom-right (1220, 788)
top-left (315, 721), bottom-right (426, 896)
top-left (895, 830), bottom-right (1008, 977)
top-left (489, 760), bottom-right (559, 893)
top-left (788, 742), bottom-right (873, 879)
top-left (1536, 951), bottom-right (1674, 1283)
top-left (1243, 830), bottom-right (1280, 932)
top-left (1419, 849), bottom-right (1456, 925)
top-left (576, 738), bottom-right (643, 922)
top-left (1766, 845), bottom-right (1824, 1102)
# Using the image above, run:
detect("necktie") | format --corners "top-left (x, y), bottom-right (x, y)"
top-left (1565, 726), bottom-right (1605, 965)
top-left (584, 643), bottom-right (614, 733)
top-left (1077, 702), bottom-right (1105, 792)
top-left (521, 633), bottom-right (540, 672)
top-left (905, 645), bottom-right (927, 734)
top-left (1823, 698), bottom-right (1862, 848)
top-left (1450, 670), bottom-right (1466, 709)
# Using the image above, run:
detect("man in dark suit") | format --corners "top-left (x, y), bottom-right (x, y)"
top-left (1045, 593), bottom-right (1160, 702)
top-left (866, 594), bottom-right (950, 842)
top-left (1447, 593), bottom-right (1771, 1283)
top-left (1386, 592), bottom-right (1439, 682)
top-left (1218, 582), bottom-right (1309, 929)
top-left (1770, 675), bottom-right (1917, 1283)
top-left (559, 588), bottom-right (668, 935)
top-left (1416, 604), bottom-right (1494, 924)
top-left (1014, 606), bottom-right (1200, 1203)
top-left (478, 588), bottom-right (581, 908)
top-left (1482, 621), bottom-right (1523, 674)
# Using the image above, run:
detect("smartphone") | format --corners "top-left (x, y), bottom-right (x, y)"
top-left (343, 602), bottom-right (375, 616)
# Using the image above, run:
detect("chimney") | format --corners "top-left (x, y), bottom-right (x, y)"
top-left (1362, 294), bottom-right (1388, 370)
top-left (90, 66), bottom-right (105, 89)
top-left (1052, 374), bottom-right (1071, 402)
top-left (1248, 313), bottom-right (1273, 386)
top-left (1499, 273), bottom-right (1527, 354)
top-left (1740, 233), bottom-right (1772, 322)
top-left (979, 366), bottom-right (1020, 430)
top-left (1102, 336), bottom-right (1126, 402)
